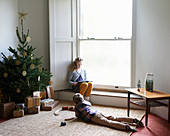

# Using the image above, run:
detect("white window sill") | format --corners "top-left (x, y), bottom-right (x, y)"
top-left (93, 84), bottom-right (131, 93)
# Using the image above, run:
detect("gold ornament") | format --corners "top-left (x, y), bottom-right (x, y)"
top-left (38, 67), bottom-right (42, 72)
top-left (48, 80), bottom-right (53, 85)
top-left (15, 60), bottom-right (21, 65)
top-left (8, 56), bottom-right (13, 60)
top-left (18, 10), bottom-right (28, 20)
top-left (30, 64), bottom-right (35, 70)
top-left (22, 51), bottom-right (27, 57)
top-left (3, 73), bottom-right (8, 78)
top-left (28, 80), bottom-right (30, 86)
top-left (31, 54), bottom-right (33, 60)
top-left (22, 71), bottom-right (27, 76)
top-left (16, 88), bottom-right (20, 93)
top-left (26, 36), bottom-right (31, 42)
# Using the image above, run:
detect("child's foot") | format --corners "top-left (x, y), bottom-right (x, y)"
top-left (130, 126), bottom-right (137, 132)
top-left (133, 118), bottom-right (144, 127)
top-left (125, 125), bottom-right (137, 132)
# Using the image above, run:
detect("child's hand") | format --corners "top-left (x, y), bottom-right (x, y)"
top-left (54, 108), bottom-right (62, 116)
top-left (73, 82), bottom-right (78, 86)
top-left (65, 117), bottom-right (76, 121)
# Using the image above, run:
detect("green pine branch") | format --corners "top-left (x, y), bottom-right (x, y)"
top-left (16, 27), bottom-right (25, 44)
top-left (8, 46), bottom-right (18, 56)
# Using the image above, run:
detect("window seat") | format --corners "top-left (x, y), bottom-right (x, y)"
top-left (54, 89), bottom-right (143, 109)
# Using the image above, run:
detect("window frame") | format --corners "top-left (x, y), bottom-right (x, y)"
top-left (76, 0), bottom-right (136, 90)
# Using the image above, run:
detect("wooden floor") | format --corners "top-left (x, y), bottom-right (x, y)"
top-left (132, 113), bottom-right (170, 136)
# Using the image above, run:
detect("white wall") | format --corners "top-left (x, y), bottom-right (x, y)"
top-left (135, 0), bottom-right (170, 120)
top-left (135, 0), bottom-right (170, 93)
top-left (18, 0), bottom-right (49, 70)
top-left (0, 0), bottom-right (18, 60)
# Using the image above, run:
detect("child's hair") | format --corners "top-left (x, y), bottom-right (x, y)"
top-left (73, 93), bottom-right (84, 104)
top-left (69, 57), bottom-right (83, 71)
top-left (75, 57), bottom-right (83, 63)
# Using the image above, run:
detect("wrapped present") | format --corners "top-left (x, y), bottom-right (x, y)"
top-left (47, 86), bottom-right (55, 99)
top-left (41, 99), bottom-right (54, 106)
top-left (41, 101), bottom-right (59, 111)
top-left (40, 89), bottom-right (46, 100)
top-left (13, 109), bottom-right (24, 118)
top-left (15, 103), bottom-right (25, 110)
top-left (25, 97), bottom-right (40, 108)
top-left (27, 106), bottom-right (40, 114)
top-left (33, 91), bottom-right (40, 97)
top-left (0, 102), bottom-right (15, 119)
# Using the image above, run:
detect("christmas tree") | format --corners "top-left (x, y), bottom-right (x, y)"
top-left (0, 10), bottom-right (52, 103)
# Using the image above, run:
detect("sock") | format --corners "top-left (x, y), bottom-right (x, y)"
top-left (133, 118), bottom-right (144, 127)
top-left (125, 125), bottom-right (137, 132)
top-left (84, 97), bottom-right (90, 101)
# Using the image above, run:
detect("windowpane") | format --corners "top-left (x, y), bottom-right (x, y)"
top-left (80, 40), bottom-right (131, 87)
top-left (80, 0), bottom-right (132, 39)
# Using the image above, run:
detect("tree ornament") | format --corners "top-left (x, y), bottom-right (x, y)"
top-left (22, 51), bottom-right (27, 57)
top-left (3, 73), bottom-right (8, 78)
top-left (15, 60), bottom-right (21, 65)
top-left (8, 56), bottom-right (13, 60)
top-left (16, 88), bottom-right (20, 93)
top-left (38, 67), bottom-right (42, 72)
top-left (28, 80), bottom-right (30, 86)
top-left (38, 76), bottom-right (40, 81)
top-left (30, 64), bottom-right (35, 70)
top-left (31, 54), bottom-right (33, 60)
top-left (48, 80), bottom-right (53, 85)
top-left (18, 10), bottom-right (28, 20)
top-left (22, 71), bottom-right (27, 76)
top-left (26, 36), bottom-right (31, 42)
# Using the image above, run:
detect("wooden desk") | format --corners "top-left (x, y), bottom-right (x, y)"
top-left (126, 88), bottom-right (170, 127)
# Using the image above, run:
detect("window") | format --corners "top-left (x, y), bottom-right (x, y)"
top-left (79, 0), bottom-right (132, 87)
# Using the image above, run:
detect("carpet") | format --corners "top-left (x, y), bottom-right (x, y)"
top-left (0, 100), bottom-right (145, 136)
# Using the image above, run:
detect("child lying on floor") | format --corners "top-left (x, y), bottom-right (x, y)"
top-left (54, 93), bottom-right (143, 132)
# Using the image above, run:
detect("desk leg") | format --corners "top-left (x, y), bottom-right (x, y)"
top-left (145, 98), bottom-right (149, 127)
top-left (127, 92), bottom-right (130, 117)
top-left (168, 98), bottom-right (170, 123)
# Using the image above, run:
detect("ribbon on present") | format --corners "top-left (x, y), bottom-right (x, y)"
top-left (25, 97), bottom-right (40, 108)
top-left (33, 97), bottom-right (40, 106)
top-left (13, 110), bottom-right (24, 117)
top-left (17, 111), bottom-right (20, 117)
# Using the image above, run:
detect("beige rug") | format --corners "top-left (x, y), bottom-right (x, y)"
top-left (0, 100), bottom-right (145, 136)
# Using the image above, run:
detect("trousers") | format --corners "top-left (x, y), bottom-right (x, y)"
top-left (91, 112), bottom-right (135, 130)
top-left (79, 82), bottom-right (93, 97)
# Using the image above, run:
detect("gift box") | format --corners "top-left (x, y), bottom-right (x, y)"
top-left (0, 102), bottom-right (15, 119)
top-left (27, 106), bottom-right (40, 114)
top-left (33, 91), bottom-right (40, 97)
top-left (40, 89), bottom-right (46, 100)
top-left (47, 86), bottom-right (55, 99)
top-left (25, 97), bottom-right (40, 108)
top-left (13, 109), bottom-right (24, 118)
top-left (41, 99), bottom-right (54, 106)
top-left (41, 101), bottom-right (59, 111)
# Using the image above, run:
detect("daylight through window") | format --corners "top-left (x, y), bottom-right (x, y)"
top-left (79, 0), bottom-right (132, 87)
